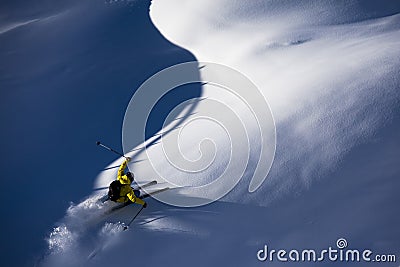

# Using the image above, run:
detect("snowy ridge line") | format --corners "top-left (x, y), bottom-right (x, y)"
top-left (0, 19), bottom-right (39, 35)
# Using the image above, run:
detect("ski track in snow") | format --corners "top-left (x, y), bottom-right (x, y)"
top-left (38, 1), bottom-right (400, 266)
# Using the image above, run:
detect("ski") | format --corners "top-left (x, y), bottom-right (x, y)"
top-left (100, 195), bottom-right (110, 203)
top-left (140, 187), bottom-right (170, 199)
top-left (134, 180), bottom-right (157, 190)
top-left (108, 202), bottom-right (128, 213)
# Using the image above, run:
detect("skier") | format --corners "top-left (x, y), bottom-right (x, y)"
top-left (108, 157), bottom-right (147, 208)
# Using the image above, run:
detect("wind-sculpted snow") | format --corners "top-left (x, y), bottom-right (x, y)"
top-left (150, 0), bottom-right (400, 204)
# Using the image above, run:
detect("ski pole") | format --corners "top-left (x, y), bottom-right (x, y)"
top-left (124, 205), bottom-right (145, 230)
top-left (96, 141), bottom-right (127, 159)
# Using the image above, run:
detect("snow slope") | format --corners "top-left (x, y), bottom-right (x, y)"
top-left (35, 0), bottom-right (400, 266)
top-left (1, 0), bottom-right (200, 266)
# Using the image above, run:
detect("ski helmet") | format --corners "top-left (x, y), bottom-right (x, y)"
top-left (126, 172), bottom-right (134, 180)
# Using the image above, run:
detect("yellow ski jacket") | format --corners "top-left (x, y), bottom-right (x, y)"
top-left (115, 159), bottom-right (145, 206)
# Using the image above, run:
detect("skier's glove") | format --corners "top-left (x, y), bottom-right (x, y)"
top-left (143, 202), bottom-right (147, 208)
